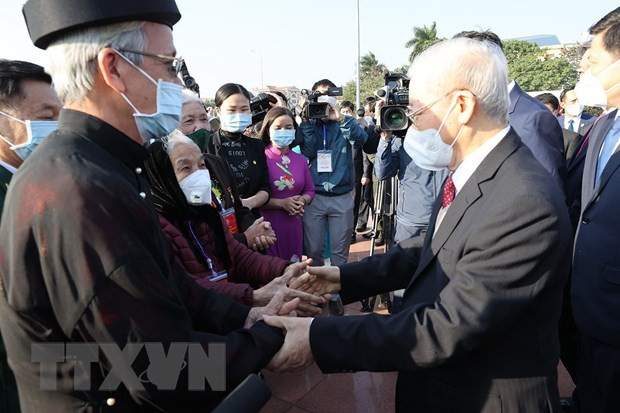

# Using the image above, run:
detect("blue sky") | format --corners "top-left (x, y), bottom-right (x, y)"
top-left (2, 0), bottom-right (617, 97)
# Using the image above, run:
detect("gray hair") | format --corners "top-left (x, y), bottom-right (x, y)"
top-left (408, 37), bottom-right (510, 125)
top-left (182, 88), bottom-right (202, 106)
top-left (45, 21), bottom-right (148, 104)
top-left (163, 129), bottom-right (198, 155)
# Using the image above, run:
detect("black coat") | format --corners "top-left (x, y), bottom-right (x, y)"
top-left (0, 110), bottom-right (283, 412)
top-left (206, 130), bottom-right (270, 218)
top-left (310, 129), bottom-right (571, 412)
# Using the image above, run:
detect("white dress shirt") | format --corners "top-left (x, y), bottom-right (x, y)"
top-left (434, 126), bottom-right (511, 236)
top-left (0, 159), bottom-right (17, 174)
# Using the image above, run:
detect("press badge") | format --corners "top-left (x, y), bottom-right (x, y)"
top-left (220, 207), bottom-right (239, 234)
top-left (317, 150), bottom-right (333, 173)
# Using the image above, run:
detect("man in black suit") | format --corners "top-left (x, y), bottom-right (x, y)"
top-left (558, 87), bottom-right (596, 134)
top-left (455, 31), bottom-right (567, 195)
top-left (264, 37), bottom-right (571, 412)
top-left (571, 7), bottom-right (620, 412)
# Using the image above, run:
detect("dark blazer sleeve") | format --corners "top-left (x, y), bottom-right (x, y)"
top-left (518, 110), bottom-right (567, 194)
top-left (311, 194), bottom-right (569, 373)
top-left (338, 236), bottom-right (424, 304)
top-left (253, 139), bottom-right (271, 196)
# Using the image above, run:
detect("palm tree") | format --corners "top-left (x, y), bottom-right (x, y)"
top-left (405, 22), bottom-right (443, 63)
top-left (360, 52), bottom-right (386, 76)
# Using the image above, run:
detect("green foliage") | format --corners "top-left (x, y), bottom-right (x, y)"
top-left (504, 40), bottom-right (577, 91)
top-left (360, 52), bottom-right (386, 77)
top-left (342, 71), bottom-right (385, 107)
top-left (404, 22), bottom-right (444, 63)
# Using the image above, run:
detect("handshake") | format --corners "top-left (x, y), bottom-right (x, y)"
top-left (244, 259), bottom-right (343, 373)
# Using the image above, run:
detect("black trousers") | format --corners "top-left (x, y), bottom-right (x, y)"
top-left (575, 333), bottom-right (620, 412)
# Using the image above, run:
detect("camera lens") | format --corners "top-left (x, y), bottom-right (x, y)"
top-left (383, 107), bottom-right (408, 130)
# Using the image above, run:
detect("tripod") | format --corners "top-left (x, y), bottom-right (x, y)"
top-left (360, 175), bottom-right (398, 312)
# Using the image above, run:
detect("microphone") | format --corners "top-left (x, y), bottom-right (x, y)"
top-left (212, 374), bottom-right (272, 413)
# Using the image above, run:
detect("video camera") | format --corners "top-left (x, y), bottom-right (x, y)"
top-left (297, 87), bottom-right (343, 120)
top-left (180, 61), bottom-right (200, 95)
top-left (250, 93), bottom-right (278, 124)
top-left (375, 73), bottom-right (409, 132)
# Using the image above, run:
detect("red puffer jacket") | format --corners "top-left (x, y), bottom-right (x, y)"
top-left (158, 214), bottom-right (290, 305)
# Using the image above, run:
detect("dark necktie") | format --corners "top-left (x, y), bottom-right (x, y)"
top-left (442, 173), bottom-right (455, 208)
top-left (568, 119), bottom-right (575, 132)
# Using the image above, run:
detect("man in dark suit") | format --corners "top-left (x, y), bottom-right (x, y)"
top-left (571, 7), bottom-right (620, 412)
top-left (264, 37), bottom-right (571, 412)
top-left (455, 31), bottom-right (567, 194)
top-left (557, 87), bottom-right (596, 134)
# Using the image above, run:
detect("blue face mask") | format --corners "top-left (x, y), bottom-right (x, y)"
top-left (114, 49), bottom-right (183, 144)
top-left (270, 129), bottom-right (296, 148)
top-left (0, 110), bottom-right (57, 161)
top-left (219, 113), bottom-right (252, 133)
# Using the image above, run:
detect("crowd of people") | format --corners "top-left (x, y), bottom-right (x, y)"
top-left (0, 0), bottom-right (619, 412)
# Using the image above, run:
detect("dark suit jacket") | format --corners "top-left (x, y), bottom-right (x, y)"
top-left (565, 118), bottom-right (601, 233)
top-left (557, 113), bottom-right (596, 135)
top-left (310, 128), bottom-right (571, 412)
top-left (572, 109), bottom-right (620, 346)
top-left (509, 82), bottom-right (567, 194)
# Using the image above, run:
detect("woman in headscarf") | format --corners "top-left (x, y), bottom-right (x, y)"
top-left (180, 88), bottom-right (276, 251)
top-left (145, 130), bottom-right (323, 312)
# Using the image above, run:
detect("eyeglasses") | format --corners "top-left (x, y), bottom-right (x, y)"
top-left (116, 48), bottom-right (185, 76)
top-left (405, 96), bottom-right (445, 127)
top-left (405, 89), bottom-right (475, 127)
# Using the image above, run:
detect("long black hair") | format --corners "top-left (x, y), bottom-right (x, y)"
top-left (214, 83), bottom-right (251, 108)
top-left (145, 140), bottom-right (232, 270)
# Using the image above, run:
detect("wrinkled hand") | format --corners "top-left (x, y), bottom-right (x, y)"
top-left (263, 316), bottom-right (314, 372)
top-left (253, 260), bottom-right (325, 316)
top-left (244, 290), bottom-right (300, 329)
top-left (289, 265), bottom-right (341, 296)
top-left (244, 217), bottom-right (276, 250)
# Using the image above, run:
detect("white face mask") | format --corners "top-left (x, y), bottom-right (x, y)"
top-left (179, 169), bottom-right (212, 206)
top-left (402, 99), bottom-right (463, 171)
top-left (564, 103), bottom-right (583, 117)
top-left (574, 59), bottom-right (620, 109)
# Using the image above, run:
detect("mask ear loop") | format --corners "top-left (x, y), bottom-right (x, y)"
top-left (0, 111), bottom-right (31, 147)
top-left (112, 48), bottom-right (159, 116)
top-left (436, 98), bottom-right (462, 148)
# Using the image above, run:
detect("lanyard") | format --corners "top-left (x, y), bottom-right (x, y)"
top-left (322, 124), bottom-right (327, 150)
top-left (187, 222), bottom-right (216, 276)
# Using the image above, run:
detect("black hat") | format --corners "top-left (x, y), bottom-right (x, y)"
top-left (23, 0), bottom-right (181, 49)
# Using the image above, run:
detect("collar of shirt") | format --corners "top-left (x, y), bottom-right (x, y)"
top-left (58, 109), bottom-right (148, 169)
top-left (508, 80), bottom-right (516, 93)
top-left (452, 125), bottom-right (511, 193)
top-left (565, 115), bottom-right (582, 129)
top-left (266, 143), bottom-right (288, 158)
top-left (0, 159), bottom-right (17, 174)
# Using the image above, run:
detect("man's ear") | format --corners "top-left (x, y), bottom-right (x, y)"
top-left (97, 48), bottom-right (127, 94)
top-left (456, 91), bottom-right (475, 125)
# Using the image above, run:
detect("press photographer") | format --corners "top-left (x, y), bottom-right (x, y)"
top-left (296, 78), bottom-right (367, 315)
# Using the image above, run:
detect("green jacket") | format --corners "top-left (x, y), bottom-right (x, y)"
top-left (0, 163), bottom-right (12, 218)
top-left (0, 163), bottom-right (19, 413)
